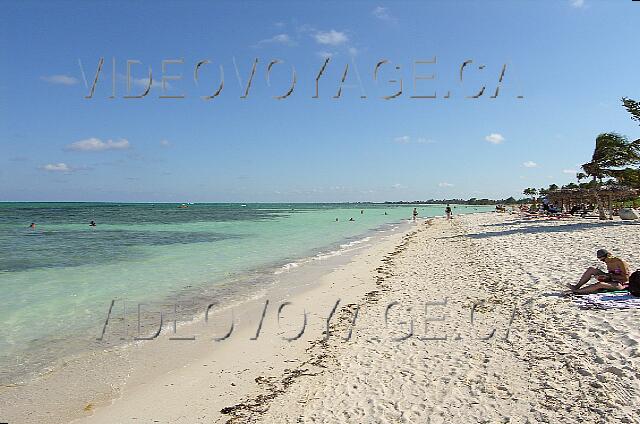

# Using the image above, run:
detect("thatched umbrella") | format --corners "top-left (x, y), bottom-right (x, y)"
top-left (546, 186), bottom-right (639, 219)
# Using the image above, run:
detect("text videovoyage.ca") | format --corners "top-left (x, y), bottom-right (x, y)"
top-left (80, 56), bottom-right (524, 101)
top-left (97, 295), bottom-right (528, 343)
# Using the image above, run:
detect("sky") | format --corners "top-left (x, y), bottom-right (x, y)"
top-left (1, 0), bottom-right (639, 202)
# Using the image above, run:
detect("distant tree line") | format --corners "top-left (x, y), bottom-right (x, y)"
top-left (384, 197), bottom-right (524, 206)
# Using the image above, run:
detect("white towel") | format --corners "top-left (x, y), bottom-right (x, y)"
top-left (573, 291), bottom-right (640, 309)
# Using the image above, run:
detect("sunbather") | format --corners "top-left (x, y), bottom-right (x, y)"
top-left (568, 249), bottom-right (630, 294)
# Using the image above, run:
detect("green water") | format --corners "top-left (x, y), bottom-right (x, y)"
top-left (0, 202), bottom-right (491, 382)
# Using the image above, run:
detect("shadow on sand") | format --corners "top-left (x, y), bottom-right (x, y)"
top-left (438, 219), bottom-right (639, 240)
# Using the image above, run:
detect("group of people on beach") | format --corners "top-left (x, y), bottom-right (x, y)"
top-left (335, 207), bottom-right (453, 223)
top-left (411, 204), bottom-right (453, 223)
top-left (569, 249), bottom-right (640, 297)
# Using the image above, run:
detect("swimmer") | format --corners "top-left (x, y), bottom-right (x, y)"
top-left (89, 220), bottom-right (97, 227)
top-left (29, 222), bottom-right (36, 229)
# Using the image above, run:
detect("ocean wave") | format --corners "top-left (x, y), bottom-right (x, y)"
top-left (274, 236), bottom-right (374, 273)
top-left (274, 262), bottom-right (300, 274)
top-left (339, 236), bottom-right (371, 249)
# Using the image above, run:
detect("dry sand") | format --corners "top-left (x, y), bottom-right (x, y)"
top-left (4, 212), bottom-right (640, 423)
top-left (252, 213), bottom-right (640, 424)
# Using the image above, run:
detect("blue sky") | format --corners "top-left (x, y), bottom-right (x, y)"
top-left (1, 0), bottom-right (639, 202)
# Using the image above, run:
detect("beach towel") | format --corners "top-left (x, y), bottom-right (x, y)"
top-left (573, 291), bottom-right (640, 310)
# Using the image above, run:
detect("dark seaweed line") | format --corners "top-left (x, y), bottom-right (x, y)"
top-left (219, 225), bottom-right (424, 423)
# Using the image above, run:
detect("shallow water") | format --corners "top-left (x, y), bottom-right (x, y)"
top-left (0, 202), bottom-right (492, 383)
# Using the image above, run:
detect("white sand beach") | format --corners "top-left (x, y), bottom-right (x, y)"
top-left (255, 213), bottom-right (640, 423)
top-left (4, 212), bottom-right (640, 423)
top-left (4, 2), bottom-right (640, 423)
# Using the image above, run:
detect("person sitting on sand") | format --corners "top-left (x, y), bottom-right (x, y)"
top-left (568, 249), bottom-right (630, 294)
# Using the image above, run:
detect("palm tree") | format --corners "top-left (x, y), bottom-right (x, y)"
top-left (611, 167), bottom-right (640, 189)
top-left (582, 133), bottom-right (640, 178)
top-left (622, 97), bottom-right (640, 125)
top-left (581, 132), bottom-right (640, 219)
top-left (523, 188), bottom-right (538, 209)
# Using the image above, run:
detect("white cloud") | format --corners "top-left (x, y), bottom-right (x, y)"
top-left (115, 74), bottom-right (170, 91)
top-left (40, 75), bottom-right (78, 85)
top-left (317, 51), bottom-right (334, 59)
top-left (160, 139), bottom-right (170, 147)
top-left (134, 77), bottom-right (167, 90)
top-left (438, 182), bottom-right (454, 188)
top-left (272, 34), bottom-right (293, 44)
top-left (570, 0), bottom-right (585, 8)
top-left (484, 133), bottom-right (505, 144)
top-left (296, 23), bottom-right (316, 34)
top-left (523, 161), bottom-right (538, 168)
top-left (41, 163), bottom-right (72, 172)
top-left (314, 30), bottom-right (348, 46)
top-left (66, 137), bottom-right (130, 152)
top-left (416, 137), bottom-right (436, 144)
top-left (392, 183), bottom-right (405, 189)
top-left (394, 136), bottom-right (436, 145)
top-left (563, 169), bottom-right (577, 174)
top-left (348, 47), bottom-right (358, 57)
top-left (393, 135), bottom-right (410, 144)
top-left (256, 33), bottom-right (295, 46)
top-left (372, 6), bottom-right (396, 22)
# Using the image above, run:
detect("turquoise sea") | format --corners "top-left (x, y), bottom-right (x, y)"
top-left (0, 202), bottom-right (492, 383)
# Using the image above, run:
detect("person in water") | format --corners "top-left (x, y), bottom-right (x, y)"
top-left (445, 204), bottom-right (452, 220)
top-left (89, 220), bottom-right (97, 227)
top-left (568, 249), bottom-right (630, 294)
top-left (29, 222), bottom-right (36, 229)
top-left (349, 217), bottom-right (355, 221)
top-left (412, 208), bottom-right (418, 222)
